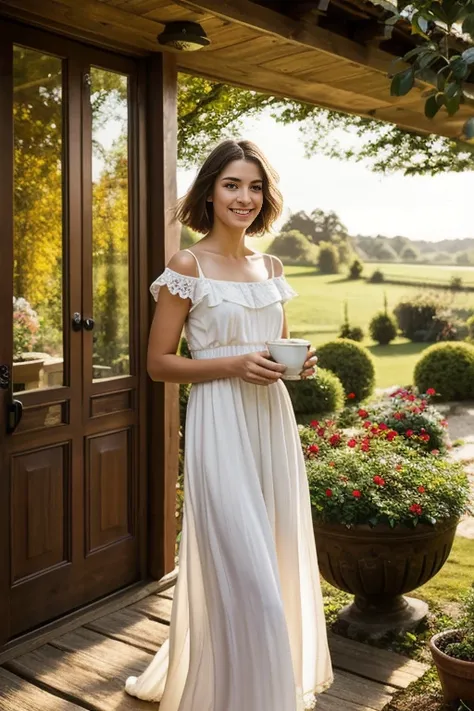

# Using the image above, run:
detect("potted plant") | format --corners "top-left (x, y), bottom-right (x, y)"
top-left (301, 416), bottom-right (470, 636)
top-left (430, 588), bottom-right (474, 707)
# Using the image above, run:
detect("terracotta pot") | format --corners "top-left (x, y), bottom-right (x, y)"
top-left (313, 517), bottom-right (458, 633)
top-left (430, 630), bottom-right (474, 705)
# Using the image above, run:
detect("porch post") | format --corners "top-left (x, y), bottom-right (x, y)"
top-left (146, 51), bottom-right (180, 579)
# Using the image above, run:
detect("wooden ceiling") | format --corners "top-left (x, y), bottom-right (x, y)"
top-left (1, 0), bottom-right (473, 139)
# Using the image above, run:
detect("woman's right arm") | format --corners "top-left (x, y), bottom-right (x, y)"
top-left (147, 251), bottom-right (286, 386)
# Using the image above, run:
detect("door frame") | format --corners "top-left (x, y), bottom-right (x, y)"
top-left (0, 16), bottom-right (179, 648)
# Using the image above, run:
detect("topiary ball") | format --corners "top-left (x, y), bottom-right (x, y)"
top-left (369, 312), bottom-right (398, 346)
top-left (316, 339), bottom-right (376, 402)
top-left (285, 368), bottom-right (345, 416)
top-left (414, 342), bottom-right (474, 402)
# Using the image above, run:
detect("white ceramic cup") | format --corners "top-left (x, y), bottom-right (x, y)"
top-left (266, 338), bottom-right (311, 380)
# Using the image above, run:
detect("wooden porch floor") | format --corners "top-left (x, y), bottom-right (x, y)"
top-left (0, 584), bottom-right (429, 711)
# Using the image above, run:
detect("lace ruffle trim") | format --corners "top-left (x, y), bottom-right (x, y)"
top-left (150, 268), bottom-right (297, 310)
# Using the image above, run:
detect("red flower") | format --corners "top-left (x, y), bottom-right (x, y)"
top-left (441, 420), bottom-right (448, 428)
top-left (317, 427), bottom-right (326, 437)
top-left (418, 486), bottom-right (425, 494)
top-left (347, 392), bottom-right (356, 400)
top-left (379, 423), bottom-right (389, 431)
top-left (426, 388), bottom-right (436, 396)
top-left (386, 430), bottom-right (398, 441)
top-left (363, 421), bottom-right (371, 429)
top-left (394, 412), bottom-right (404, 420)
top-left (310, 420), bottom-right (319, 429)
top-left (409, 503), bottom-right (422, 516)
top-left (308, 444), bottom-right (319, 455)
top-left (347, 438), bottom-right (357, 448)
top-left (421, 434), bottom-right (430, 442)
top-left (431, 449), bottom-right (440, 456)
top-left (405, 429), bottom-right (414, 438)
top-left (352, 490), bottom-right (362, 498)
top-left (408, 394), bottom-right (416, 402)
top-left (329, 433), bottom-right (342, 446)
top-left (325, 489), bottom-right (333, 497)
top-left (371, 425), bottom-right (379, 434)
top-left (373, 476), bottom-right (385, 486)
top-left (361, 440), bottom-right (370, 452)
top-left (358, 409), bottom-right (368, 418)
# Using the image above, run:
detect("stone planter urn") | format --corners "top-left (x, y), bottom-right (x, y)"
top-left (430, 630), bottom-right (474, 706)
top-left (313, 517), bottom-right (458, 637)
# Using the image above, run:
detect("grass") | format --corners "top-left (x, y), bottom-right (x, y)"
top-left (283, 266), bottom-right (474, 389)
top-left (372, 262), bottom-right (474, 287)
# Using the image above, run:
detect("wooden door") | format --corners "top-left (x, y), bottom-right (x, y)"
top-left (0, 21), bottom-right (147, 643)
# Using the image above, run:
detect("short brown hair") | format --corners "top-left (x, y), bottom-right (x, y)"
top-left (175, 140), bottom-right (283, 235)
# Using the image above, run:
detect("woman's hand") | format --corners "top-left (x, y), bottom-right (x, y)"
top-left (301, 349), bottom-right (317, 380)
top-left (233, 351), bottom-right (286, 386)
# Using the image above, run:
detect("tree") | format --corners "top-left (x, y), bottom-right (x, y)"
top-left (374, 241), bottom-right (399, 262)
top-left (401, 244), bottom-right (421, 262)
top-left (280, 208), bottom-right (348, 246)
top-left (318, 242), bottom-right (340, 274)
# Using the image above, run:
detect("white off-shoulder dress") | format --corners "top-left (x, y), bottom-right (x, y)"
top-left (125, 253), bottom-right (333, 710)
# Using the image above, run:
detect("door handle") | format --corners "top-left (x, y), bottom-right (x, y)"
top-left (7, 399), bottom-right (23, 434)
top-left (84, 317), bottom-right (95, 331)
top-left (1, 365), bottom-right (23, 434)
top-left (72, 312), bottom-right (83, 331)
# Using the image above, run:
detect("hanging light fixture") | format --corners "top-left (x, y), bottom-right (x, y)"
top-left (157, 21), bottom-right (210, 51)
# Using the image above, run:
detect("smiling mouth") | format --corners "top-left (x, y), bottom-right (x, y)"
top-left (230, 208), bottom-right (253, 216)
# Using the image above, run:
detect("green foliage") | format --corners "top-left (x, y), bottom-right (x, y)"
top-left (369, 312), bottom-right (398, 345)
top-left (12, 297), bottom-right (40, 359)
top-left (390, 2), bottom-right (474, 120)
top-left (318, 241), bottom-right (340, 274)
top-left (280, 209), bottom-right (348, 246)
top-left (414, 341), bottom-right (474, 401)
top-left (180, 226), bottom-right (199, 249)
top-left (366, 387), bottom-right (450, 454)
top-left (302, 420), bottom-right (470, 528)
top-left (339, 323), bottom-right (364, 342)
top-left (467, 314), bottom-right (474, 339)
top-left (349, 259), bottom-right (364, 280)
top-left (450, 275), bottom-right (463, 291)
top-left (394, 292), bottom-right (445, 340)
top-left (271, 229), bottom-right (317, 265)
top-left (370, 269), bottom-right (385, 284)
top-left (317, 339), bottom-right (375, 402)
top-left (285, 368), bottom-right (344, 416)
top-left (439, 588), bottom-right (474, 661)
top-left (400, 244), bottom-right (420, 262)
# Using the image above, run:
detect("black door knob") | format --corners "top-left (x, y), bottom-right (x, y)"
top-left (84, 317), bottom-right (95, 331)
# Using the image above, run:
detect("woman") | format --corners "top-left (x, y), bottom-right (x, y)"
top-left (125, 140), bottom-right (333, 710)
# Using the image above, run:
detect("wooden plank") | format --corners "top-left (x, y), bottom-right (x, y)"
top-left (6, 644), bottom-right (152, 710)
top-left (173, 0), bottom-right (405, 76)
top-left (158, 584), bottom-right (175, 599)
top-left (0, 667), bottom-right (83, 711)
top-left (86, 609), bottom-right (169, 653)
top-left (0, 572), bottom-right (176, 665)
top-left (50, 627), bottom-right (154, 680)
top-left (318, 695), bottom-right (378, 711)
top-left (325, 669), bottom-right (396, 711)
top-left (130, 594), bottom-right (172, 623)
top-left (328, 633), bottom-right (429, 689)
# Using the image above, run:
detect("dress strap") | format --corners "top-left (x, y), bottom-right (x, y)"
top-left (184, 249), bottom-right (205, 278)
top-left (266, 254), bottom-right (275, 279)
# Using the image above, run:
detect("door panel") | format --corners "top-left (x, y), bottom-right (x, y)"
top-left (0, 20), bottom-right (145, 643)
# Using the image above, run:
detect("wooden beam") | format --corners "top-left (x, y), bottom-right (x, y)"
top-left (173, 0), bottom-right (402, 76)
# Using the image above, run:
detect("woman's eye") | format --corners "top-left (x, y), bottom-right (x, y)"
top-left (251, 185), bottom-right (263, 191)
top-left (224, 182), bottom-right (237, 189)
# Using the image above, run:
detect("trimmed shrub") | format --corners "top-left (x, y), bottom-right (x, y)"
top-left (450, 276), bottom-right (463, 291)
top-left (271, 229), bottom-right (317, 265)
top-left (339, 323), bottom-right (364, 342)
top-left (369, 312), bottom-right (398, 345)
top-left (394, 292), bottom-right (449, 341)
top-left (348, 258), bottom-right (364, 280)
top-left (285, 368), bottom-right (344, 416)
top-left (318, 241), bottom-right (340, 274)
top-left (317, 339), bottom-right (376, 402)
top-left (369, 269), bottom-right (384, 284)
top-left (467, 314), bottom-right (474, 340)
top-left (414, 342), bottom-right (474, 402)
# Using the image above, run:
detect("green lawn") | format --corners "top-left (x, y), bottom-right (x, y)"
top-left (372, 261), bottom-right (474, 286)
top-left (283, 266), bottom-right (474, 389)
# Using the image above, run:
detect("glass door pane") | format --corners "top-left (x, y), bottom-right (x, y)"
top-left (13, 46), bottom-right (64, 393)
top-left (90, 67), bottom-right (130, 381)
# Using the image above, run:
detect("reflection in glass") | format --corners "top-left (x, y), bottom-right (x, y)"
top-left (13, 46), bottom-right (64, 393)
top-left (91, 67), bottom-right (130, 381)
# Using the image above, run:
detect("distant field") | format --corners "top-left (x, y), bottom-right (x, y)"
top-left (366, 261), bottom-right (474, 286)
top-left (283, 266), bottom-right (474, 389)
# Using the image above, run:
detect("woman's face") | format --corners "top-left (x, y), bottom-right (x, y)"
top-left (209, 159), bottom-right (264, 232)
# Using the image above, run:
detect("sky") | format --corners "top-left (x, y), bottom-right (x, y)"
top-left (176, 111), bottom-right (474, 243)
